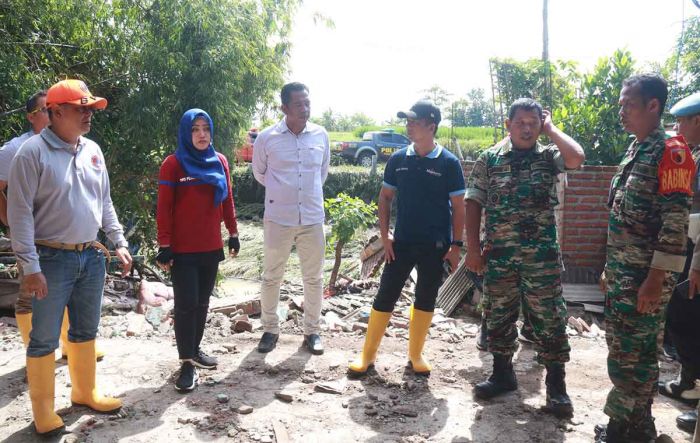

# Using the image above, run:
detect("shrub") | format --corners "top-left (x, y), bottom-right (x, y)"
top-left (230, 164), bottom-right (384, 218)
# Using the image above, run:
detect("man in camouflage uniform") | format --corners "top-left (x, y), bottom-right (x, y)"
top-left (465, 98), bottom-right (585, 418)
top-left (658, 91), bottom-right (700, 435)
top-left (596, 75), bottom-right (695, 443)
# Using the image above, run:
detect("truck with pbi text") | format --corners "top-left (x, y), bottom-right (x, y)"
top-left (337, 130), bottom-right (411, 167)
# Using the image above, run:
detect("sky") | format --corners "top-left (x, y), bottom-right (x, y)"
top-left (287, 0), bottom-right (700, 124)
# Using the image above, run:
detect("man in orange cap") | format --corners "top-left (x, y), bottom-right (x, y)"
top-left (7, 79), bottom-right (133, 436)
top-left (1, 90), bottom-right (106, 364)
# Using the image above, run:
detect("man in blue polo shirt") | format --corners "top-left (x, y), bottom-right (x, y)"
top-left (348, 100), bottom-right (465, 376)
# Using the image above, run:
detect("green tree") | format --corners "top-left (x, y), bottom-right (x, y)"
top-left (421, 85), bottom-right (452, 109)
top-left (666, 16), bottom-right (700, 108)
top-left (449, 88), bottom-right (495, 127)
top-left (0, 0), bottom-right (299, 246)
top-left (324, 193), bottom-right (377, 292)
top-left (553, 49), bottom-right (636, 165)
top-left (348, 112), bottom-right (375, 128)
top-left (490, 58), bottom-right (579, 112)
top-left (312, 108), bottom-right (338, 131)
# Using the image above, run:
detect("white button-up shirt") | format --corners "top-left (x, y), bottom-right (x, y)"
top-left (252, 119), bottom-right (330, 226)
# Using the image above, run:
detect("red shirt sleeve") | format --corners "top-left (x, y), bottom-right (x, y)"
top-left (156, 156), bottom-right (178, 246)
top-left (219, 153), bottom-right (238, 236)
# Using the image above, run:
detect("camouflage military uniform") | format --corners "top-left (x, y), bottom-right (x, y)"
top-left (466, 137), bottom-right (570, 364)
top-left (604, 127), bottom-right (694, 423)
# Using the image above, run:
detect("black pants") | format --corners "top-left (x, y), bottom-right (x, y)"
top-left (668, 279), bottom-right (700, 371)
top-left (373, 242), bottom-right (448, 313)
top-left (172, 257), bottom-right (219, 360)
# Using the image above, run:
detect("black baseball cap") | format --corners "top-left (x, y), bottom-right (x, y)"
top-left (397, 100), bottom-right (441, 125)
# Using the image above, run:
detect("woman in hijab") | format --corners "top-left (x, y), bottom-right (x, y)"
top-left (156, 108), bottom-right (240, 392)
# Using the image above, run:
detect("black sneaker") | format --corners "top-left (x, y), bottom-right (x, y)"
top-left (192, 349), bottom-right (218, 369)
top-left (175, 361), bottom-right (198, 392)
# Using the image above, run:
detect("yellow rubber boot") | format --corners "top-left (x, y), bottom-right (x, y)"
top-left (60, 308), bottom-right (104, 361)
top-left (408, 306), bottom-right (434, 375)
top-left (348, 308), bottom-right (392, 375)
top-left (67, 340), bottom-right (121, 413)
top-left (26, 354), bottom-right (65, 436)
top-left (16, 312), bottom-right (32, 347)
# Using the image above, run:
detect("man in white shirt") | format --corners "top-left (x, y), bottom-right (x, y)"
top-left (252, 82), bottom-right (330, 355)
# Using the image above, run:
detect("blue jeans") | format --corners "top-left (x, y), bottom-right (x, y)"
top-left (27, 246), bottom-right (106, 357)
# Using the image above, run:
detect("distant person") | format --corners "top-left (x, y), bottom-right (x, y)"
top-left (252, 82), bottom-right (330, 355)
top-left (348, 100), bottom-right (465, 376)
top-left (595, 74), bottom-right (694, 443)
top-left (8, 79), bottom-right (133, 436)
top-left (465, 98), bottom-right (584, 418)
top-left (156, 108), bottom-right (240, 392)
top-left (657, 91), bottom-right (700, 435)
top-left (0, 90), bottom-right (49, 227)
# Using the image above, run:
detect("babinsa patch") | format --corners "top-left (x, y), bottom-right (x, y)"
top-left (658, 135), bottom-right (695, 195)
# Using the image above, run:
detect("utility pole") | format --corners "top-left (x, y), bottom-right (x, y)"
top-left (542, 0), bottom-right (552, 109)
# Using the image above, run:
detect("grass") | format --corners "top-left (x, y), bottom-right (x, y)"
top-left (328, 132), bottom-right (355, 143)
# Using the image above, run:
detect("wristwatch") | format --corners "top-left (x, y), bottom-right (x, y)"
top-left (451, 240), bottom-right (464, 247)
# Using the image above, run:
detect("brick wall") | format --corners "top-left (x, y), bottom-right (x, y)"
top-left (461, 162), bottom-right (617, 282)
top-left (561, 166), bottom-right (617, 275)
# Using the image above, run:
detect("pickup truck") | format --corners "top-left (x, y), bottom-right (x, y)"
top-left (337, 130), bottom-right (411, 166)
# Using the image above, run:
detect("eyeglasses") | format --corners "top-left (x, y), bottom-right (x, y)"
top-left (29, 107), bottom-right (48, 115)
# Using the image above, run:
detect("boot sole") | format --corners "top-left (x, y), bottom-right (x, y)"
top-left (347, 363), bottom-right (374, 378)
top-left (407, 361), bottom-right (431, 376)
top-left (473, 385), bottom-right (517, 400)
top-left (71, 402), bottom-right (122, 414)
top-left (34, 423), bottom-right (65, 437)
top-left (544, 403), bottom-right (574, 418)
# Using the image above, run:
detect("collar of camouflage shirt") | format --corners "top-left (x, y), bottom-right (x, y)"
top-left (497, 137), bottom-right (545, 157)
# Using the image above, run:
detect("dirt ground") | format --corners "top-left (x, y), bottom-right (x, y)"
top-left (0, 305), bottom-right (695, 443)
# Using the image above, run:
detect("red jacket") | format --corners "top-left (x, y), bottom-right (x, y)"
top-left (156, 153), bottom-right (238, 253)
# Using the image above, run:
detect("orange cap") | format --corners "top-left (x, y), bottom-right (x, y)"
top-left (46, 79), bottom-right (108, 110)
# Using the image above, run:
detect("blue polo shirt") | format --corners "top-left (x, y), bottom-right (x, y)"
top-left (383, 143), bottom-right (465, 244)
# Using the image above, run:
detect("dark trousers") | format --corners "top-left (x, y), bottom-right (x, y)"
top-left (373, 242), bottom-right (448, 313)
top-left (172, 259), bottom-right (219, 360)
top-left (664, 239), bottom-right (695, 348)
top-left (668, 279), bottom-right (700, 371)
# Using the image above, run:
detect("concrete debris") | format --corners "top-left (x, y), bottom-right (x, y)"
top-left (235, 405), bottom-right (254, 414)
top-left (274, 391), bottom-right (294, 403)
top-left (272, 420), bottom-right (290, 443)
top-left (126, 312), bottom-right (153, 337)
top-left (314, 378), bottom-right (347, 395)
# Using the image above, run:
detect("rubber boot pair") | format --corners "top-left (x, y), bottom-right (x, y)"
top-left (16, 310), bottom-right (105, 361)
top-left (26, 340), bottom-right (120, 437)
top-left (473, 353), bottom-right (518, 399)
top-left (348, 306), bottom-right (434, 376)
